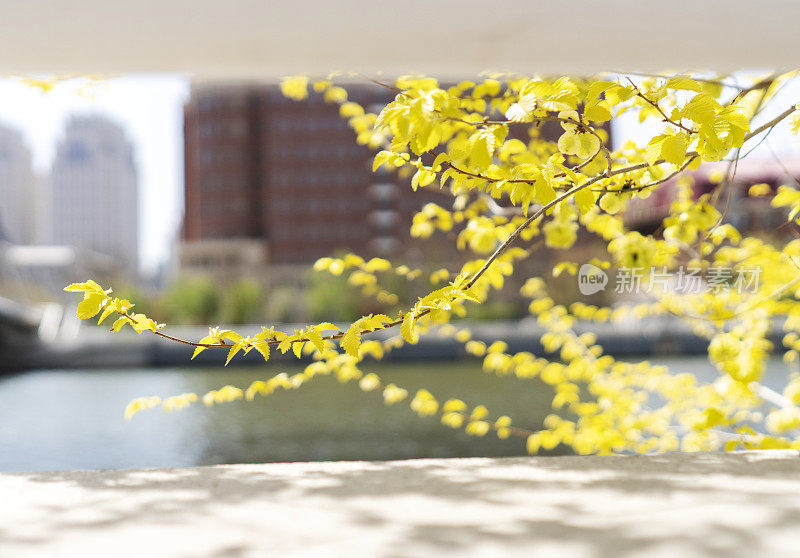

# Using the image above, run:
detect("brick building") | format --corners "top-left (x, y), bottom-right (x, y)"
top-left (181, 83), bottom-right (454, 283)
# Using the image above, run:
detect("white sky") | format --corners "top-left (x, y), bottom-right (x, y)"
top-left (612, 74), bottom-right (800, 157)
top-left (0, 73), bottom-right (796, 280)
top-left (0, 75), bottom-right (189, 277)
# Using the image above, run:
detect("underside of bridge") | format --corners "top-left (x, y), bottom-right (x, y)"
top-left (0, 1), bottom-right (795, 78)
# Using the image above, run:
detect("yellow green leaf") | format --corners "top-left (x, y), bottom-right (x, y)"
top-left (468, 129), bottom-right (494, 168)
top-left (586, 81), bottom-right (613, 101)
top-left (292, 341), bottom-right (304, 358)
top-left (77, 293), bottom-right (106, 319)
top-left (323, 86), bottom-right (347, 104)
top-left (665, 75), bottom-right (702, 92)
top-left (222, 330), bottom-right (243, 344)
top-left (574, 188), bottom-right (596, 215)
top-left (225, 343), bottom-right (242, 366)
top-left (681, 93), bottom-right (720, 125)
top-left (645, 134), bottom-right (667, 165)
top-left (505, 103), bottom-right (529, 122)
top-left (558, 131), bottom-right (599, 159)
top-left (583, 100), bottom-right (612, 122)
top-left (372, 151), bottom-right (393, 172)
top-left (341, 323), bottom-right (362, 357)
top-left (719, 107), bottom-right (749, 132)
top-left (64, 282), bottom-right (93, 293)
top-left (790, 107), bottom-right (800, 134)
top-left (401, 311), bottom-right (419, 344)
top-left (96, 303), bottom-right (116, 325)
top-left (305, 329), bottom-right (325, 353)
top-left (660, 132), bottom-right (690, 166)
top-left (604, 84), bottom-right (634, 106)
top-left (280, 76), bottom-right (308, 101)
top-left (251, 340), bottom-right (270, 362)
top-left (558, 110), bottom-right (580, 131)
top-left (599, 193), bottom-right (625, 214)
top-left (339, 102), bottom-right (364, 118)
top-left (431, 152), bottom-right (449, 171)
top-left (531, 174), bottom-right (553, 205)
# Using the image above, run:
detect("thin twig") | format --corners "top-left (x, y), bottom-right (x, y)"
top-left (603, 70), bottom-right (739, 88)
top-left (627, 77), bottom-right (697, 135)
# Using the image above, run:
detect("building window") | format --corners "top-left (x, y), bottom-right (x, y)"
top-left (66, 140), bottom-right (89, 162)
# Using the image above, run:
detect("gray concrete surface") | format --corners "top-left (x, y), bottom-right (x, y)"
top-left (0, 1), bottom-right (797, 77)
top-left (2, 450), bottom-right (800, 557)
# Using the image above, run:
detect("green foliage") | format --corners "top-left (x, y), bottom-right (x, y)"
top-left (264, 285), bottom-right (303, 323)
top-left (161, 276), bottom-right (221, 324)
top-left (306, 268), bottom-right (362, 323)
top-left (66, 71), bottom-right (800, 455)
top-left (221, 279), bottom-right (263, 325)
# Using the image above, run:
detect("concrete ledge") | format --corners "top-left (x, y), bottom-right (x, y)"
top-left (0, 1), bottom-right (798, 76)
top-left (2, 451), bottom-right (800, 557)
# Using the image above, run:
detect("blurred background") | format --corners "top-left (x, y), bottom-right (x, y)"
top-left (1, 73), bottom-right (800, 472)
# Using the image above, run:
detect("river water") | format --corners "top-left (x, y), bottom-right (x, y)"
top-left (0, 357), bottom-right (792, 472)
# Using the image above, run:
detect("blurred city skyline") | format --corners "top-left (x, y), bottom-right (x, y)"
top-left (0, 75), bottom-right (188, 277)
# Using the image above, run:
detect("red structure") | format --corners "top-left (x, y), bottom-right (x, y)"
top-left (183, 83), bottom-right (452, 272)
top-left (181, 83), bottom-right (595, 287)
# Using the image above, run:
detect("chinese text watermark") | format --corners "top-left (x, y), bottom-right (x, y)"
top-left (578, 265), bottom-right (760, 296)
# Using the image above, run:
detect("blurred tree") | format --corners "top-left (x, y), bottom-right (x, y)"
top-left (221, 279), bottom-right (263, 324)
top-left (307, 269), bottom-right (362, 323)
top-left (161, 276), bottom-right (220, 324)
top-left (265, 285), bottom-right (305, 323)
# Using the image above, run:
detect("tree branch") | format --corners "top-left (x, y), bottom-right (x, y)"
top-left (112, 102), bottom-right (799, 354)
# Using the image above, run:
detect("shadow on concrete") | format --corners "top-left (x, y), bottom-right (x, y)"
top-left (3, 451), bottom-right (800, 557)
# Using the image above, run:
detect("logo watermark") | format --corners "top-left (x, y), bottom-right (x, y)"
top-left (577, 265), bottom-right (760, 296)
top-left (578, 264), bottom-right (609, 295)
